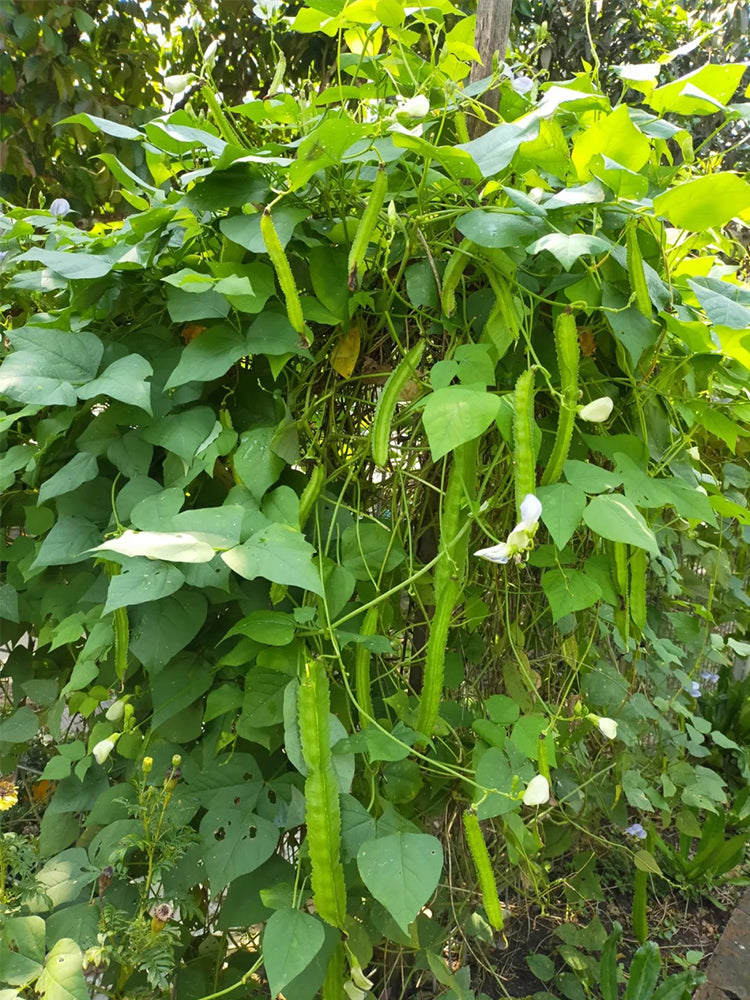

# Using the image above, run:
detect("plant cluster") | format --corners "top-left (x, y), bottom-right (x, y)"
top-left (1, 1), bottom-right (749, 998)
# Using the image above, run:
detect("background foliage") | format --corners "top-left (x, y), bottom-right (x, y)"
top-left (1, 1), bottom-right (750, 999)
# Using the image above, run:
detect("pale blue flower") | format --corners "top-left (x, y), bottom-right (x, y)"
top-left (690, 681), bottom-right (701, 698)
top-left (700, 671), bottom-right (718, 684)
top-left (625, 823), bottom-right (647, 839)
top-left (49, 198), bottom-right (71, 217)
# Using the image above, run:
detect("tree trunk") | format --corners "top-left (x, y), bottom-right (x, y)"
top-left (469, 0), bottom-right (513, 135)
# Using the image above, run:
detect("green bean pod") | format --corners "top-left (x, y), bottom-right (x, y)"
top-left (322, 943), bottom-right (345, 1000)
top-left (613, 542), bottom-right (630, 643)
top-left (541, 310), bottom-right (579, 488)
top-left (261, 208), bottom-right (306, 338)
top-left (626, 219), bottom-right (652, 318)
top-left (348, 163), bottom-right (387, 290)
top-left (298, 659), bottom-right (347, 928)
top-left (201, 84), bottom-right (246, 148)
top-left (630, 548), bottom-right (647, 632)
top-left (442, 239), bottom-right (474, 318)
top-left (416, 440), bottom-right (477, 737)
top-left (370, 340), bottom-right (425, 468)
top-left (354, 605), bottom-right (378, 728)
top-left (299, 463), bottom-right (325, 530)
top-left (113, 607), bottom-right (129, 682)
top-left (463, 810), bottom-right (504, 932)
top-left (512, 368), bottom-right (537, 516)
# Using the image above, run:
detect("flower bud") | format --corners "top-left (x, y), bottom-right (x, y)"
top-left (593, 715), bottom-right (618, 739)
top-left (578, 397), bottom-right (614, 422)
top-left (49, 198), bottom-right (71, 218)
top-left (142, 756), bottom-right (154, 774)
top-left (171, 754), bottom-right (182, 768)
top-left (105, 700), bottom-right (124, 722)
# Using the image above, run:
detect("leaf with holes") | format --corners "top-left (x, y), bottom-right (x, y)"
top-left (199, 804), bottom-right (278, 893)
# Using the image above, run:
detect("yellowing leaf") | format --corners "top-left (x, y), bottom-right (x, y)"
top-left (330, 321), bottom-right (361, 378)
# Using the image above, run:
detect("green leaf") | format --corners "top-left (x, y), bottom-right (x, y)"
top-left (17, 249), bottom-right (112, 280)
top-left (200, 803), bottom-right (278, 892)
top-left (422, 385), bottom-right (501, 461)
top-left (653, 173), bottom-right (750, 232)
top-left (542, 568), bottom-right (602, 621)
top-left (232, 427), bottom-right (286, 501)
top-left (38, 454), bottom-right (98, 505)
top-left (57, 112), bottom-right (142, 140)
top-left (240, 668), bottom-right (290, 728)
top-left (222, 523), bottom-right (323, 595)
top-left (129, 592), bottom-right (207, 670)
top-left (527, 233), bottom-right (611, 270)
top-left (94, 529), bottom-right (215, 563)
top-left (224, 610), bottom-right (296, 645)
top-left (0, 583), bottom-right (19, 623)
top-left (536, 484), bottom-right (586, 548)
top-left (31, 517), bottom-right (100, 571)
top-left (31, 849), bottom-right (97, 911)
top-left (76, 354), bottom-right (153, 413)
top-left (582, 495), bottom-right (658, 553)
top-left (0, 916), bottom-right (45, 986)
top-left (34, 939), bottom-right (89, 1000)
top-left (623, 941), bottom-right (661, 1000)
top-left (220, 206), bottom-right (308, 254)
top-left (633, 849), bottom-right (662, 875)
top-left (526, 953), bottom-right (556, 982)
top-left (103, 559), bottom-right (185, 612)
top-left (7, 327), bottom-right (104, 383)
top-left (688, 277), bottom-right (750, 330)
top-left (564, 461), bottom-right (622, 494)
top-left (571, 105), bottom-right (650, 178)
top-left (151, 658), bottom-right (212, 729)
top-left (357, 832), bottom-right (443, 934)
top-left (166, 286), bottom-right (230, 322)
top-left (648, 63), bottom-right (746, 116)
top-left (340, 523), bottom-right (405, 581)
top-left (165, 324), bottom-right (248, 389)
top-left (262, 909), bottom-right (326, 999)
top-left (455, 210), bottom-right (544, 249)
top-left (456, 117), bottom-right (540, 176)
top-left (143, 407), bottom-right (219, 466)
top-left (245, 312), bottom-right (311, 357)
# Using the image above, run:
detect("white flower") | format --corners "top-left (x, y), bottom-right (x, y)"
top-left (49, 198), bottom-right (71, 218)
top-left (520, 493), bottom-right (542, 528)
top-left (578, 397), bottom-right (614, 422)
top-left (506, 526), bottom-right (532, 549)
top-left (344, 985), bottom-right (368, 1000)
top-left (396, 94), bottom-right (430, 118)
top-left (687, 446), bottom-right (700, 461)
top-left (597, 717), bottom-right (618, 739)
top-left (474, 541), bottom-right (512, 564)
top-left (522, 774), bottom-right (550, 806)
top-left (92, 735), bottom-right (119, 764)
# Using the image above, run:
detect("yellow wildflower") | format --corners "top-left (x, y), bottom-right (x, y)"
top-left (0, 778), bottom-right (19, 811)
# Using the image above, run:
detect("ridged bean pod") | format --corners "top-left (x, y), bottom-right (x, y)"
top-left (261, 208), bottom-right (306, 338)
top-left (354, 605), bottom-right (378, 728)
top-left (626, 219), bottom-right (652, 318)
top-left (464, 810), bottom-right (504, 932)
top-left (513, 368), bottom-right (537, 516)
top-left (416, 440), bottom-right (477, 737)
top-left (298, 659), bottom-right (347, 928)
top-left (370, 340), bottom-right (425, 468)
top-left (442, 239), bottom-right (474, 318)
top-left (348, 163), bottom-right (387, 290)
top-left (299, 463), bottom-right (325, 530)
top-left (541, 309), bottom-right (579, 487)
top-left (630, 547), bottom-right (647, 632)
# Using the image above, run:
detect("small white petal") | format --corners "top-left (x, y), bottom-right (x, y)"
top-left (475, 542), bottom-right (512, 564)
top-left (520, 494), bottom-right (542, 528)
top-left (507, 526), bottom-right (531, 549)
top-left (49, 198), bottom-right (71, 218)
top-left (92, 737), bottom-right (117, 764)
top-left (578, 397), bottom-right (614, 422)
top-left (597, 717), bottom-right (618, 740)
top-left (522, 774), bottom-right (550, 806)
top-left (397, 94), bottom-right (430, 118)
top-left (687, 446), bottom-right (700, 461)
top-left (344, 984), bottom-right (368, 1000)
